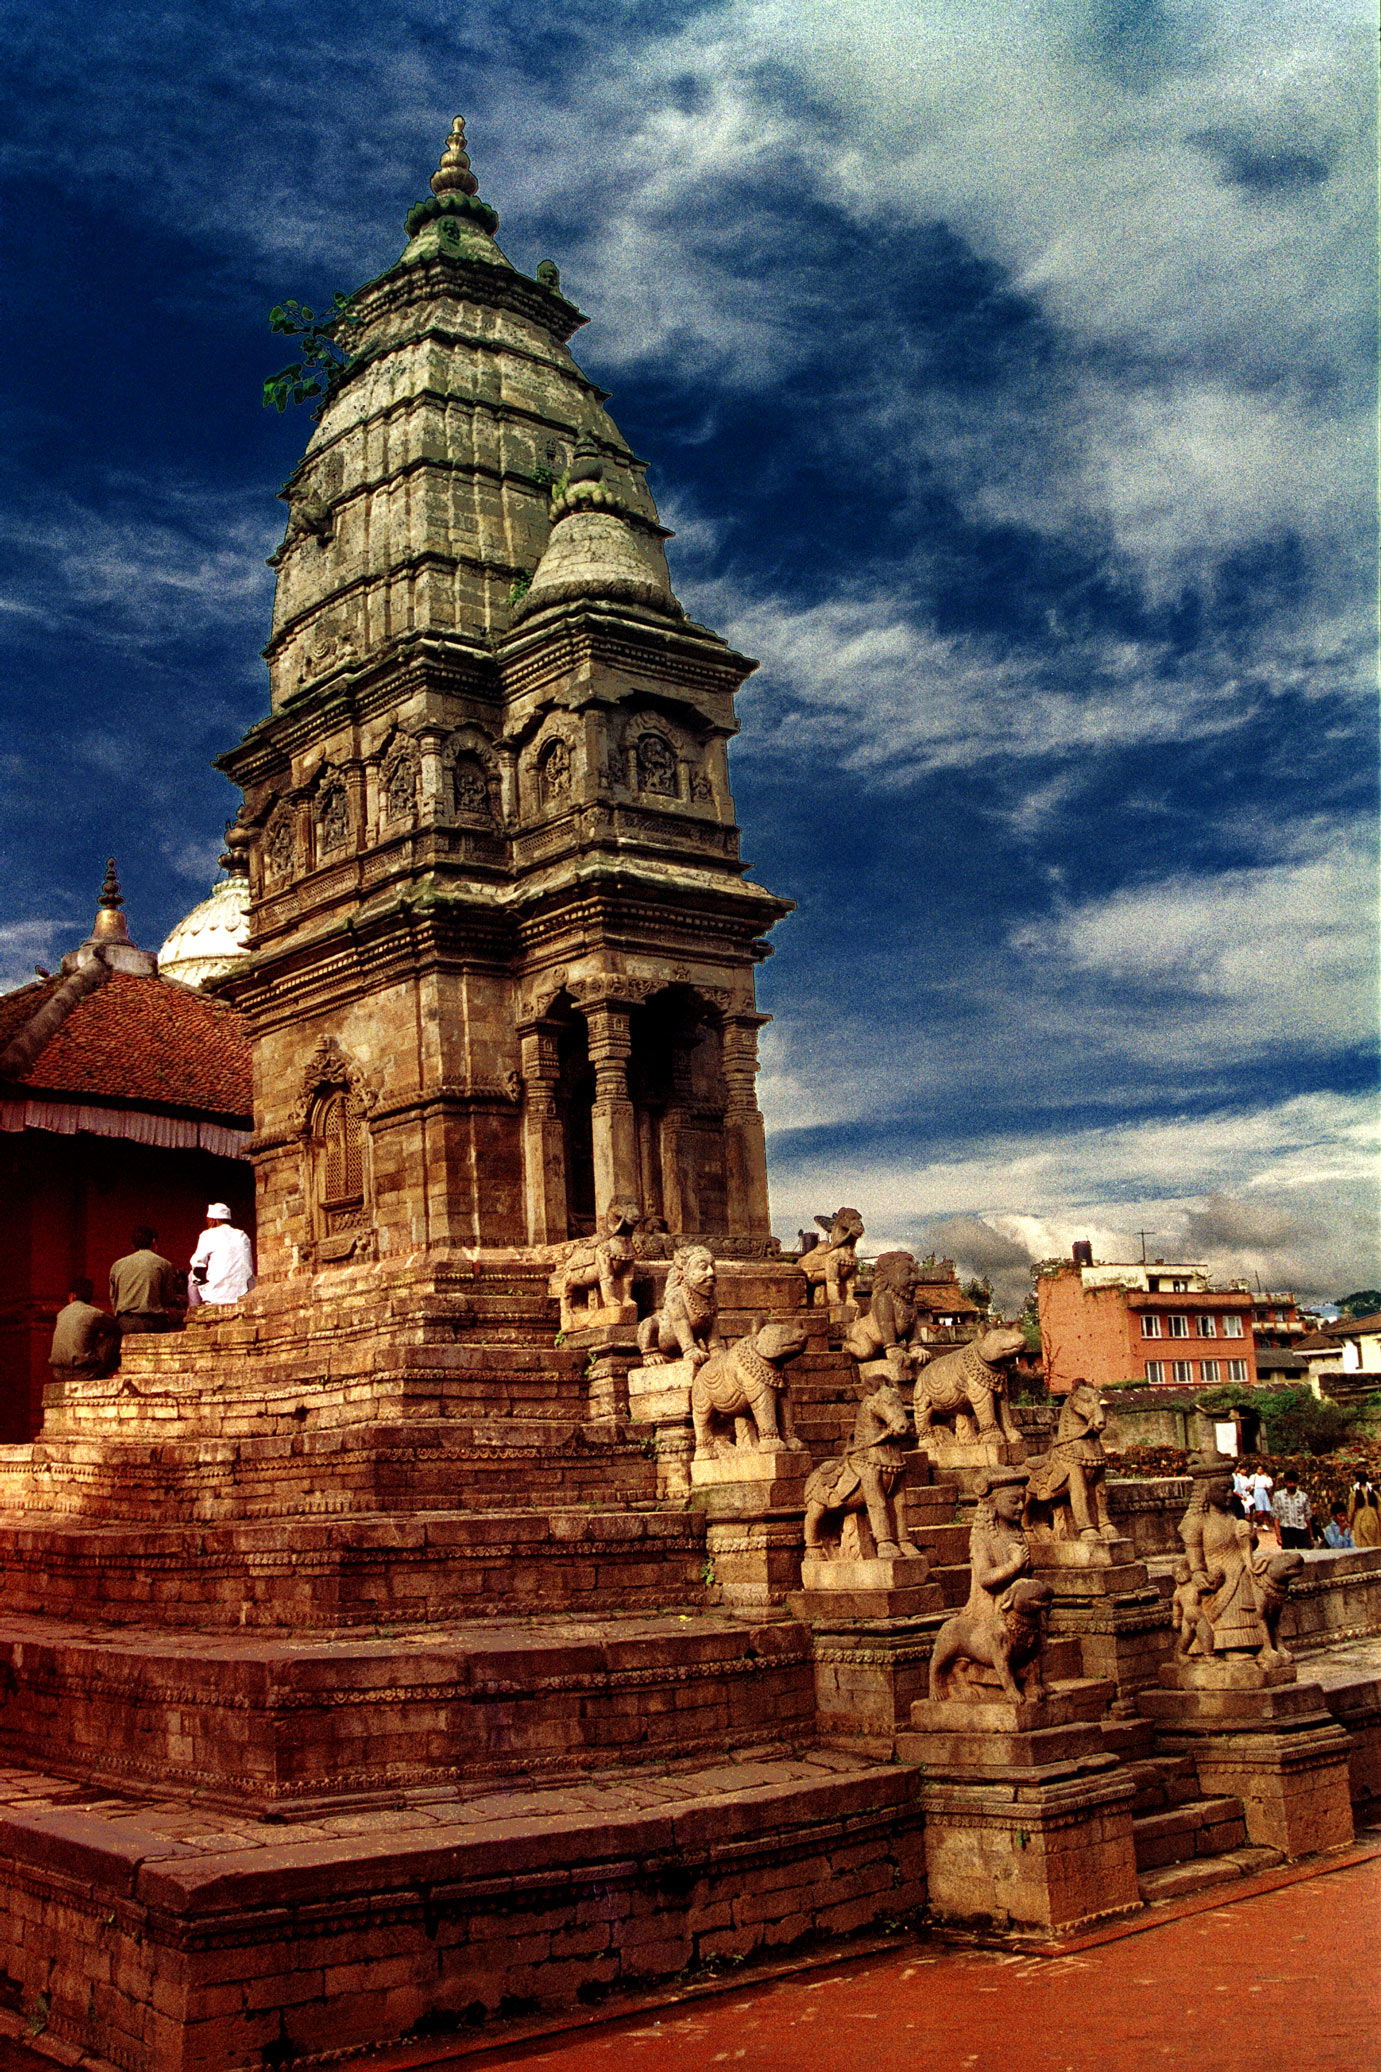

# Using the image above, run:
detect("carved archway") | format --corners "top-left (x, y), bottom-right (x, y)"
top-left (292, 1038), bottom-right (376, 1263)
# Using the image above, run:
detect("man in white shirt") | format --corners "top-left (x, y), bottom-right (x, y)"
top-left (189, 1204), bottom-right (255, 1305)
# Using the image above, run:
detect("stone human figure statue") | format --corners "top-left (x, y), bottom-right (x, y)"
top-left (1170, 1559), bottom-right (1214, 1657)
top-left (803, 1378), bottom-right (924, 1560)
top-left (1178, 1456), bottom-right (1272, 1658)
top-left (636, 1245), bottom-right (721, 1368)
top-left (843, 1251), bottom-right (927, 1384)
top-left (928, 1467), bottom-right (1052, 1702)
top-left (1024, 1380), bottom-right (1116, 1542)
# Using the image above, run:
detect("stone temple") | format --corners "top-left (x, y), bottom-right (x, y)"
top-left (0, 120), bottom-right (1377, 2072)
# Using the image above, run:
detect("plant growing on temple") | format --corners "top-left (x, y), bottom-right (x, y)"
top-left (262, 295), bottom-right (361, 413)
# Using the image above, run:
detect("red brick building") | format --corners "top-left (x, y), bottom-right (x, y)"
top-left (1038, 1244), bottom-right (1258, 1397)
top-left (0, 874), bottom-right (251, 1440)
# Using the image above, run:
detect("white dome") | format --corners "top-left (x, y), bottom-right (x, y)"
top-left (158, 874), bottom-right (251, 988)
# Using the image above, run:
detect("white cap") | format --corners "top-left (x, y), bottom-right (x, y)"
top-left (206, 1203), bottom-right (233, 1221)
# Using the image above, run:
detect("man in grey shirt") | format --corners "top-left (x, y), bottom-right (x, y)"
top-left (109, 1226), bottom-right (182, 1334)
top-left (49, 1277), bottom-right (120, 1380)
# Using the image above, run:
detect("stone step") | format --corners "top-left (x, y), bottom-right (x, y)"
top-left (0, 1746), bottom-right (926, 2071)
top-left (1133, 1795), bottom-right (1247, 1870)
top-left (1120, 1754), bottom-right (1200, 1813)
top-left (0, 1609), bottom-right (818, 1811)
top-left (1138, 1845), bottom-right (1282, 1904)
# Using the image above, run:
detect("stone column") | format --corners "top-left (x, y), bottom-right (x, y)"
top-left (519, 1021), bottom-right (567, 1244)
top-left (583, 1001), bottom-right (641, 1219)
top-left (722, 1013), bottom-right (772, 1235)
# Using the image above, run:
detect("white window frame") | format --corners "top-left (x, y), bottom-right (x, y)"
top-left (1222, 1314), bottom-right (1244, 1338)
top-left (1145, 1360), bottom-right (1165, 1383)
top-left (1197, 1315), bottom-right (1217, 1338)
top-left (1171, 1360), bottom-right (1193, 1384)
top-left (1167, 1314), bottom-right (1190, 1338)
top-left (1226, 1358), bottom-right (1248, 1383)
top-left (1201, 1360), bottom-right (1221, 1383)
top-left (1141, 1314), bottom-right (1162, 1339)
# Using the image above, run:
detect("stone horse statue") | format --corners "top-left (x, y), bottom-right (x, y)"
top-left (1024, 1379), bottom-right (1117, 1542)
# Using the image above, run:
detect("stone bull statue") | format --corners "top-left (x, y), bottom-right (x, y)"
top-left (913, 1327), bottom-right (1026, 1457)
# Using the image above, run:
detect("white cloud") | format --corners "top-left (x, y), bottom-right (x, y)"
top-left (767, 1088), bottom-right (1380, 1306)
top-left (0, 920), bottom-right (67, 993)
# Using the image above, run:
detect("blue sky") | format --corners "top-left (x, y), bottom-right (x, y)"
top-left (1, 1), bottom-right (1376, 1302)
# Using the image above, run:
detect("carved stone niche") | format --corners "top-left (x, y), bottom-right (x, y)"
top-left (292, 1038), bottom-right (377, 1266)
top-left (445, 731), bottom-right (500, 827)
top-left (535, 735), bottom-right (572, 810)
top-left (263, 804), bottom-right (298, 884)
top-left (380, 738), bottom-right (420, 826)
top-left (314, 772), bottom-right (352, 858)
top-left (634, 728), bottom-right (679, 799)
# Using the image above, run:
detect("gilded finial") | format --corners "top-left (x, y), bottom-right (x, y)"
top-left (90, 859), bottom-right (132, 945)
top-left (431, 116), bottom-right (480, 199)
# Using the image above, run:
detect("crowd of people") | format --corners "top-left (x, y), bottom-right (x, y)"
top-left (47, 1206), bottom-right (255, 1383)
top-left (1230, 1460), bottom-right (1381, 1552)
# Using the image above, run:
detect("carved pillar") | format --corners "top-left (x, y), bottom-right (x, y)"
top-left (583, 1001), bottom-right (641, 1219)
top-left (519, 1022), bottom-right (567, 1244)
top-left (722, 1013), bottom-right (772, 1235)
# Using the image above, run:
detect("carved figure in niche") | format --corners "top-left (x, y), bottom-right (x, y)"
top-left (804, 1378), bottom-right (923, 1560)
top-left (798, 1207), bottom-right (864, 1318)
top-left (843, 1251), bottom-right (927, 1383)
top-left (636, 1244), bottom-right (720, 1368)
top-left (689, 768), bottom-right (714, 804)
top-left (266, 812), bottom-right (296, 876)
top-left (929, 1468), bottom-right (1051, 1702)
top-left (554, 1202), bottom-right (639, 1333)
top-left (913, 1327), bottom-right (1026, 1458)
top-left (690, 1322), bottom-right (808, 1459)
top-left (635, 732), bottom-right (678, 797)
top-left (383, 752), bottom-right (417, 822)
top-left (1171, 1559), bottom-right (1214, 1658)
top-left (1024, 1379), bottom-right (1115, 1541)
top-left (452, 751), bottom-right (491, 820)
top-left (317, 780), bottom-right (350, 852)
top-left (1178, 1456), bottom-right (1270, 1656)
top-left (538, 739), bottom-right (571, 804)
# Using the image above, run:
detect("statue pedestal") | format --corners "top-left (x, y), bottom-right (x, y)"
top-left (691, 1450), bottom-right (810, 1613)
top-left (567, 1322), bottom-right (641, 1425)
top-left (627, 1357), bottom-right (694, 1497)
top-left (789, 1554), bottom-right (942, 1622)
top-left (1138, 1659), bottom-right (1355, 1858)
top-left (897, 1680), bottom-right (1142, 1935)
top-left (1028, 1536), bottom-right (1175, 1694)
top-left (925, 1439), bottom-right (1027, 1485)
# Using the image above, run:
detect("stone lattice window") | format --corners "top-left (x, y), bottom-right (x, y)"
top-left (635, 732), bottom-right (678, 797)
top-left (316, 1092), bottom-right (366, 1234)
top-left (538, 739), bottom-right (571, 805)
top-left (452, 752), bottom-right (491, 820)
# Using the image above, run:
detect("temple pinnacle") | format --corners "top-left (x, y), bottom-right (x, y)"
top-left (89, 858), bottom-right (132, 945)
top-left (431, 117), bottom-right (480, 199)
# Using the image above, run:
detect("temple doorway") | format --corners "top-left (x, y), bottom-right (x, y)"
top-left (550, 998), bottom-right (595, 1237)
top-left (628, 986), bottom-right (727, 1236)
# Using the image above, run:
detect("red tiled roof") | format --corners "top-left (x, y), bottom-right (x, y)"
top-left (1, 971), bottom-right (251, 1120)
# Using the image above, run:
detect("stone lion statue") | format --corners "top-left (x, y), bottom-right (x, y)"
top-left (636, 1245), bottom-right (720, 1367)
top-left (842, 1250), bottom-right (928, 1382)
top-left (929, 1576), bottom-right (1054, 1702)
top-left (913, 1327), bottom-right (1026, 1455)
top-left (798, 1207), bottom-right (865, 1315)
top-left (691, 1321), bottom-right (808, 1459)
top-left (552, 1202), bottom-right (639, 1333)
top-left (1024, 1379), bottom-right (1115, 1541)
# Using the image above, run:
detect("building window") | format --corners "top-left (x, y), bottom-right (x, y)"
top-left (1167, 1314), bottom-right (1189, 1338)
top-left (1197, 1315), bottom-right (1217, 1338)
top-left (1201, 1360), bottom-right (1221, 1382)
top-left (1171, 1279), bottom-right (1188, 1292)
top-left (1145, 1360), bottom-right (1165, 1383)
top-left (1226, 1358), bottom-right (1248, 1383)
top-left (1141, 1315), bottom-right (1162, 1338)
top-left (1170, 1360), bottom-right (1193, 1384)
top-left (1223, 1314), bottom-right (1244, 1338)
top-left (635, 732), bottom-right (679, 797)
top-left (316, 1091), bottom-right (365, 1234)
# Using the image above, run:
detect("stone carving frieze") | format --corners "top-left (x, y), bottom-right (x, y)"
top-left (290, 1036), bottom-right (377, 1137)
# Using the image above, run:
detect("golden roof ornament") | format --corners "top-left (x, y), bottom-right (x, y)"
top-left (431, 117), bottom-right (480, 199)
top-left (89, 858), bottom-right (132, 945)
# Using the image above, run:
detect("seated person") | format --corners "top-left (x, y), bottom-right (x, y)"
top-left (49, 1277), bottom-right (120, 1381)
top-left (1322, 1507), bottom-right (1355, 1550)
